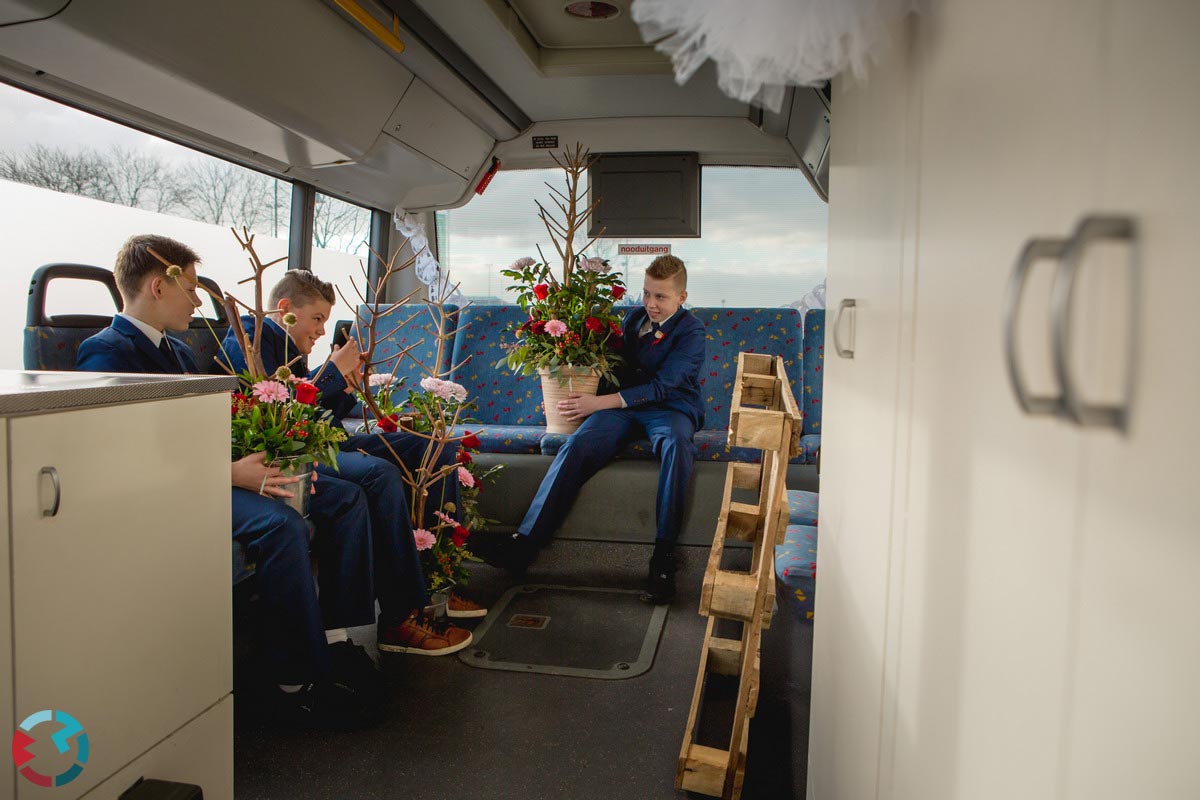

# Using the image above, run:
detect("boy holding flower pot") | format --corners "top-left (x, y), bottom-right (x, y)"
top-left (494, 255), bottom-right (706, 604)
top-left (218, 270), bottom-right (486, 620)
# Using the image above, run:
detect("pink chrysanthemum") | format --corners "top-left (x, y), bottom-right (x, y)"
top-left (511, 256), bottom-right (536, 269)
top-left (251, 380), bottom-right (290, 403)
top-left (434, 510), bottom-right (456, 526)
top-left (419, 376), bottom-right (468, 402)
top-left (413, 529), bottom-right (436, 551)
top-left (368, 373), bottom-right (396, 387)
top-left (545, 319), bottom-right (568, 337)
top-left (457, 466), bottom-right (476, 488)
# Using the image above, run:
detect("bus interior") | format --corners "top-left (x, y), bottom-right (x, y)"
top-left (0, 1), bottom-right (1195, 799)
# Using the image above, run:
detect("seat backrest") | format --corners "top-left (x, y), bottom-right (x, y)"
top-left (179, 275), bottom-right (231, 374)
top-left (23, 263), bottom-right (122, 371)
top-left (353, 303), bottom-right (460, 389)
top-left (450, 305), bottom-right (546, 426)
top-left (691, 307), bottom-right (804, 430)
top-left (801, 309), bottom-right (825, 435)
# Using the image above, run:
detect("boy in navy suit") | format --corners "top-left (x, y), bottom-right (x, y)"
top-left (498, 255), bottom-right (706, 603)
top-left (76, 235), bottom-right (461, 728)
top-left (217, 269), bottom-right (486, 620)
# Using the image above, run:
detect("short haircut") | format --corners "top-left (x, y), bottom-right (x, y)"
top-left (114, 234), bottom-right (200, 300)
top-left (646, 254), bottom-right (687, 290)
top-left (269, 269), bottom-right (337, 308)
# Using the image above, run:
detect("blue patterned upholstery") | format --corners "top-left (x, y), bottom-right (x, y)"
top-left (24, 325), bottom-right (108, 371)
top-left (353, 303), bottom-right (459, 389)
top-left (472, 424), bottom-right (546, 455)
top-left (693, 308), bottom-right (804, 432)
top-left (800, 309), bottom-right (825, 462)
top-left (177, 324), bottom-right (231, 374)
top-left (786, 489), bottom-right (819, 526)
top-left (451, 306), bottom-right (547, 428)
top-left (775, 524), bottom-right (818, 621)
top-left (800, 434), bottom-right (821, 465)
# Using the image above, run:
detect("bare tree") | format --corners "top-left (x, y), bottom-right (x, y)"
top-left (313, 193), bottom-right (369, 253)
top-left (0, 144), bottom-right (106, 197)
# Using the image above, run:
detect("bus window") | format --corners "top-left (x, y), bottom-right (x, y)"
top-left (436, 165), bottom-right (827, 309)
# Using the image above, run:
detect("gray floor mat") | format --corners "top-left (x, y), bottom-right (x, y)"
top-left (459, 583), bottom-right (669, 679)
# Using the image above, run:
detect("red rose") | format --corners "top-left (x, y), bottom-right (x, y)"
top-left (611, 285), bottom-right (626, 300)
top-left (610, 321), bottom-right (623, 336)
top-left (461, 431), bottom-right (482, 449)
top-left (451, 525), bottom-right (471, 547)
top-left (533, 283), bottom-right (550, 300)
top-left (378, 413), bottom-right (399, 433)
top-left (585, 316), bottom-right (604, 333)
top-left (456, 449), bottom-right (473, 465)
top-left (294, 381), bottom-right (318, 405)
top-left (530, 320), bottom-right (547, 335)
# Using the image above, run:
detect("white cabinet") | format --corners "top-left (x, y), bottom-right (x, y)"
top-left (812, 2), bottom-right (1200, 799)
top-left (3, 392), bottom-right (232, 800)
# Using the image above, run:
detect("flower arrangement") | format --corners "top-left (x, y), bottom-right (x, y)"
top-left (498, 254), bottom-right (626, 382)
top-left (153, 233), bottom-right (345, 473)
top-left (497, 144), bottom-right (627, 384)
top-left (230, 375), bottom-right (346, 467)
top-left (349, 260), bottom-right (502, 590)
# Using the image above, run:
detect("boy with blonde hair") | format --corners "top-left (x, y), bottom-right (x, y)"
top-left (491, 255), bottom-right (706, 603)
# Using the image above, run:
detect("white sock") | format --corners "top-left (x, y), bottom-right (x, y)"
top-left (325, 628), bottom-right (348, 645)
top-left (279, 684), bottom-right (304, 694)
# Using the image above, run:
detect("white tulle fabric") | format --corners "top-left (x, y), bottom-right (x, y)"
top-left (631, 0), bottom-right (919, 112)
top-left (393, 210), bottom-right (464, 303)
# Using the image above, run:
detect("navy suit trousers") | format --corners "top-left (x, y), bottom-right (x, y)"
top-left (319, 450), bottom-right (431, 626)
top-left (518, 407), bottom-right (697, 545)
top-left (232, 474), bottom-right (373, 685)
top-left (343, 430), bottom-right (461, 529)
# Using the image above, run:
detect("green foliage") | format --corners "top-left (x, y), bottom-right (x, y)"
top-left (229, 374), bottom-right (346, 469)
top-left (497, 256), bottom-right (626, 384)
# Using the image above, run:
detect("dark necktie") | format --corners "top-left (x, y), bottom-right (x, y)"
top-left (642, 321), bottom-right (662, 339)
top-left (159, 338), bottom-right (178, 369)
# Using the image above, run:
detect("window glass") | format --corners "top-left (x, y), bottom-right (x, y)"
top-left (436, 166), bottom-right (828, 309)
top-left (307, 192), bottom-right (372, 357)
top-left (0, 82), bottom-right (290, 368)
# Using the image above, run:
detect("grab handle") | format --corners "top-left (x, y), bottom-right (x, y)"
top-left (1003, 237), bottom-right (1069, 417)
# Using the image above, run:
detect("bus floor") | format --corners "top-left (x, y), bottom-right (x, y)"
top-left (232, 539), bottom-right (814, 800)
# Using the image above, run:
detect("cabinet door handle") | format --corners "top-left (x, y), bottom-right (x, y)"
top-left (1004, 237), bottom-right (1069, 416)
top-left (833, 298), bottom-right (856, 359)
top-left (40, 466), bottom-right (60, 517)
top-left (1051, 214), bottom-right (1139, 432)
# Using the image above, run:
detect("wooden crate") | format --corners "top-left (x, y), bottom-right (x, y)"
top-left (676, 616), bottom-right (763, 799)
top-left (678, 352), bottom-right (803, 799)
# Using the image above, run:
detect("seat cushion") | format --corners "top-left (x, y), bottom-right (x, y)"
top-left (800, 434), bottom-right (821, 465)
top-left (539, 431), bottom-right (657, 459)
top-left (775, 524), bottom-right (818, 621)
top-left (471, 424), bottom-right (545, 455)
top-left (786, 489), bottom-right (819, 526)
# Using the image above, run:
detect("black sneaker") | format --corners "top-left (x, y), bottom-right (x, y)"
top-left (276, 681), bottom-right (384, 731)
top-left (328, 640), bottom-right (386, 704)
top-left (641, 549), bottom-right (677, 605)
top-left (474, 531), bottom-right (539, 574)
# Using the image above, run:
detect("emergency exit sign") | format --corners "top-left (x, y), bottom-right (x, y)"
top-left (617, 244), bottom-right (672, 256)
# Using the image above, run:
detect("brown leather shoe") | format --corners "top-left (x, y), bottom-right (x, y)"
top-left (377, 614), bottom-right (473, 656)
top-left (447, 593), bottom-right (488, 618)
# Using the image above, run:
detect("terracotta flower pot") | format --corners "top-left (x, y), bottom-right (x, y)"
top-left (538, 366), bottom-right (601, 434)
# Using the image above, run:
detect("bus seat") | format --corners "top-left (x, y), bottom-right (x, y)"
top-left (176, 275), bottom-right (231, 374)
top-left (800, 309), bottom-right (825, 463)
top-left (23, 263), bottom-right (122, 371)
top-left (775, 524), bottom-right (818, 621)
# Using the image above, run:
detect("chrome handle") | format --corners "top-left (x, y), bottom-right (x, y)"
top-left (1050, 214), bottom-right (1139, 433)
top-left (1004, 237), bottom-right (1069, 416)
top-left (40, 466), bottom-right (60, 517)
top-left (832, 298), bottom-right (856, 359)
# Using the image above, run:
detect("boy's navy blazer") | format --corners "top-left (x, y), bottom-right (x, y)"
top-left (613, 306), bottom-right (707, 429)
top-left (76, 315), bottom-right (198, 374)
top-left (219, 316), bottom-right (357, 420)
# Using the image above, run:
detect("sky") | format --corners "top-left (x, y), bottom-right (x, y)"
top-left (0, 81), bottom-right (829, 310)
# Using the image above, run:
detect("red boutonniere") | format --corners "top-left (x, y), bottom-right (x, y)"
top-left (651, 329), bottom-right (666, 347)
